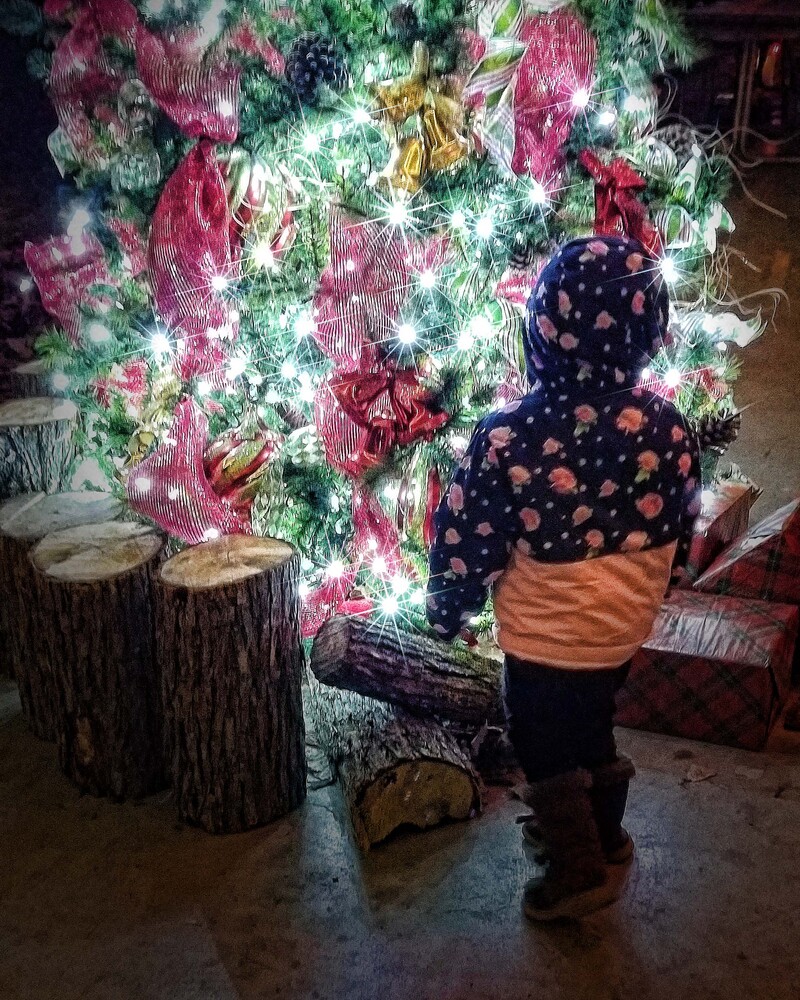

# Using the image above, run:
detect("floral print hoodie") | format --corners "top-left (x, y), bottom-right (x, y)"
top-left (427, 236), bottom-right (702, 646)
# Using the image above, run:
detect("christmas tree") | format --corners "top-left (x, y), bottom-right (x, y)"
top-left (6, 0), bottom-right (763, 639)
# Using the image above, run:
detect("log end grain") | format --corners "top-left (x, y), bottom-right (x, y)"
top-left (159, 534), bottom-right (295, 590)
top-left (0, 491), bottom-right (122, 541)
top-left (32, 520), bottom-right (162, 583)
top-left (354, 759), bottom-right (478, 851)
top-left (0, 397), bottom-right (77, 427)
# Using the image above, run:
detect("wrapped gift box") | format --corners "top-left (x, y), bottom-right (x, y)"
top-left (679, 480), bottom-right (760, 585)
top-left (694, 499), bottom-right (800, 605)
top-left (615, 590), bottom-right (798, 750)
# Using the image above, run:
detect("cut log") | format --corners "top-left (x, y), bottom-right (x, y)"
top-left (30, 521), bottom-right (165, 798)
top-left (156, 535), bottom-right (306, 834)
top-left (0, 491), bottom-right (122, 711)
top-left (0, 397), bottom-right (78, 499)
top-left (308, 677), bottom-right (480, 851)
top-left (11, 359), bottom-right (65, 399)
top-left (310, 614), bottom-right (503, 726)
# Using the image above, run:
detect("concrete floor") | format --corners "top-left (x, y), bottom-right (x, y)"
top-left (3, 33), bottom-right (800, 1000)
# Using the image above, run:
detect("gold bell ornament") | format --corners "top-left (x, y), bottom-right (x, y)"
top-left (372, 41), bottom-right (470, 195)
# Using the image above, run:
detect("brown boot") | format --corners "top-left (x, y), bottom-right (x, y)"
top-left (521, 755), bottom-right (635, 865)
top-left (521, 770), bottom-right (627, 921)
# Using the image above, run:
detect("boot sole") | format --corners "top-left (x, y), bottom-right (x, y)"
top-left (523, 866), bottom-right (629, 922)
top-left (523, 822), bottom-right (635, 866)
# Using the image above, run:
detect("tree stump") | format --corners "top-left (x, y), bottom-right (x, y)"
top-left (308, 678), bottom-right (481, 851)
top-left (30, 521), bottom-right (165, 798)
top-left (311, 614), bottom-right (503, 726)
top-left (0, 491), bottom-right (121, 710)
top-left (11, 359), bottom-right (65, 399)
top-left (0, 397), bottom-right (78, 499)
top-left (156, 535), bottom-right (306, 834)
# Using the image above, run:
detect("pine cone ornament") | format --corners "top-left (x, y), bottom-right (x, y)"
top-left (389, 4), bottom-right (421, 44)
top-left (654, 123), bottom-right (699, 166)
top-left (693, 411), bottom-right (742, 456)
top-left (285, 33), bottom-right (349, 106)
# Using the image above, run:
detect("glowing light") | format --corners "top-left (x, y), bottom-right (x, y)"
top-left (372, 555), bottom-right (388, 575)
top-left (469, 315), bottom-right (493, 340)
top-left (299, 384), bottom-right (315, 403)
top-left (420, 270), bottom-right (436, 289)
top-left (211, 275), bottom-right (229, 292)
top-left (411, 588), bottom-right (425, 605)
top-left (529, 182), bottom-right (548, 206)
top-left (218, 98), bottom-right (234, 116)
top-left (251, 242), bottom-right (275, 270)
top-left (701, 489), bottom-right (716, 508)
top-left (51, 372), bottom-right (70, 391)
top-left (19, 277), bottom-right (33, 293)
top-left (623, 94), bottom-right (648, 114)
top-left (326, 559), bottom-right (345, 579)
top-left (660, 257), bottom-right (679, 283)
top-left (345, 259), bottom-right (356, 272)
top-left (299, 581), bottom-right (311, 599)
top-left (382, 594), bottom-right (399, 615)
top-left (450, 209), bottom-right (467, 230)
top-left (87, 321), bottom-right (111, 344)
top-left (457, 330), bottom-right (474, 351)
top-left (331, 121), bottom-right (343, 140)
top-left (597, 109), bottom-right (616, 127)
top-left (303, 131), bottom-right (321, 153)
top-left (572, 87), bottom-right (591, 109)
top-left (397, 323), bottom-right (417, 345)
top-left (664, 368), bottom-right (682, 388)
top-left (702, 314), bottom-right (717, 334)
top-left (226, 357), bottom-right (247, 380)
top-left (197, 379), bottom-right (211, 396)
top-left (151, 332), bottom-right (171, 355)
top-left (136, 476), bottom-right (152, 493)
top-left (640, 367), bottom-right (653, 381)
top-left (229, 309), bottom-right (241, 324)
top-left (295, 313), bottom-right (315, 338)
top-left (67, 207), bottom-right (90, 236)
top-left (388, 201), bottom-right (408, 227)
top-left (476, 214), bottom-right (494, 239)
top-left (281, 361), bottom-right (297, 379)
top-left (716, 341), bottom-right (728, 353)
top-left (203, 528), bottom-right (220, 541)
top-left (391, 574), bottom-right (409, 595)
top-left (352, 106), bottom-right (372, 125)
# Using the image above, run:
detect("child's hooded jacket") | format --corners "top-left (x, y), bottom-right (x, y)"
top-left (426, 236), bottom-right (702, 669)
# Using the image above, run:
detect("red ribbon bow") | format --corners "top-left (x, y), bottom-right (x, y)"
top-left (329, 360), bottom-right (449, 471)
top-left (579, 149), bottom-right (662, 258)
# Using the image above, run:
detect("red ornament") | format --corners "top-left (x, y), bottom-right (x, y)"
top-left (204, 419), bottom-right (283, 513)
top-left (126, 398), bottom-right (250, 545)
top-left (300, 567), bottom-right (358, 639)
top-left (579, 149), bottom-right (663, 258)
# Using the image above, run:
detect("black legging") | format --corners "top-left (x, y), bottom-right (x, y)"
top-left (503, 655), bottom-right (631, 783)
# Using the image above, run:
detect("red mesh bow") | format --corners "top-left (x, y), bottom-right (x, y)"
top-left (135, 26), bottom-right (241, 143)
top-left (126, 398), bottom-right (250, 545)
top-left (324, 355), bottom-right (449, 474)
top-left (312, 208), bottom-right (451, 369)
top-left (106, 217), bottom-right (147, 276)
top-left (579, 150), bottom-right (663, 258)
top-left (48, 0), bottom-right (138, 166)
top-left (510, 12), bottom-right (597, 188)
top-left (92, 358), bottom-right (148, 413)
top-left (24, 232), bottom-right (119, 344)
top-left (148, 140), bottom-right (239, 382)
top-left (350, 483), bottom-right (406, 579)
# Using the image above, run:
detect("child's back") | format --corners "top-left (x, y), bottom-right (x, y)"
top-left (427, 236), bottom-right (701, 921)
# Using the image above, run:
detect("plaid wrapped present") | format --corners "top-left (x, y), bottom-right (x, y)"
top-left (694, 499), bottom-right (800, 605)
top-left (679, 481), bottom-right (760, 586)
top-left (615, 590), bottom-right (798, 750)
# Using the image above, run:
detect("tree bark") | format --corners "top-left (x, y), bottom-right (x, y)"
top-left (310, 614), bottom-right (504, 726)
top-left (30, 521), bottom-right (165, 798)
top-left (0, 397), bottom-right (78, 499)
top-left (10, 359), bottom-right (65, 400)
top-left (308, 677), bottom-right (481, 851)
top-left (0, 491), bottom-right (121, 715)
top-left (156, 535), bottom-right (306, 834)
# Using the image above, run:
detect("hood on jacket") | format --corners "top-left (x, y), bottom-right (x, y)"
top-left (525, 236), bottom-right (669, 393)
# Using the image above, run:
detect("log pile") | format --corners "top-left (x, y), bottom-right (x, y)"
top-left (309, 614), bottom-right (504, 850)
top-left (0, 397), bottom-right (78, 499)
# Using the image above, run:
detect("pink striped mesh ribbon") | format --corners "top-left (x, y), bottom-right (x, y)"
top-left (126, 397), bottom-right (250, 545)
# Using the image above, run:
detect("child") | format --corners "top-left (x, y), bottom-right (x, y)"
top-left (426, 236), bottom-right (701, 921)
